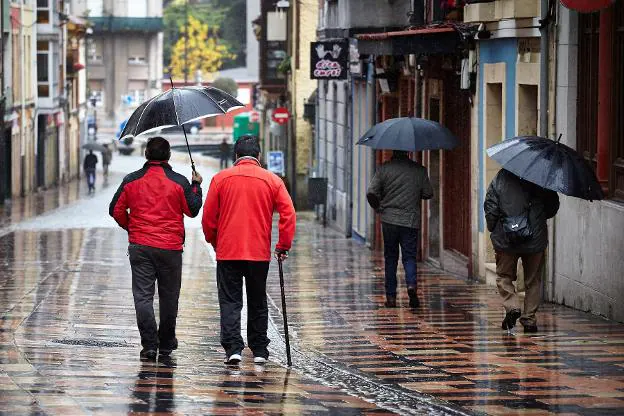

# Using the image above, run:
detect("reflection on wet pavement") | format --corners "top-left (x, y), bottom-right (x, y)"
top-left (1, 191), bottom-right (624, 414)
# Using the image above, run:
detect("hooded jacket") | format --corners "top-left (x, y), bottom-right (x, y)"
top-left (484, 169), bottom-right (559, 254)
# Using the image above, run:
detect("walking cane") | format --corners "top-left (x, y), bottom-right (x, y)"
top-left (278, 258), bottom-right (292, 367)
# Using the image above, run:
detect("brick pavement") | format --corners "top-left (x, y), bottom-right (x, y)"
top-left (1, 172), bottom-right (624, 414)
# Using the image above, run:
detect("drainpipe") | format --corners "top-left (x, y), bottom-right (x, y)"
top-left (596, 6), bottom-right (613, 192)
top-left (345, 78), bottom-right (352, 238)
top-left (20, 1), bottom-right (25, 195)
top-left (539, 0), bottom-right (550, 139)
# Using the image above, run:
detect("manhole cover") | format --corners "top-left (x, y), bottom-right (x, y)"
top-left (52, 339), bottom-right (132, 348)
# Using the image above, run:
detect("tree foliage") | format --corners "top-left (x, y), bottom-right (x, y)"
top-left (163, 0), bottom-right (226, 70)
top-left (169, 15), bottom-right (236, 80)
top-left (163, 0), bottom-right (245, 71)
top-left (212, 77), bottom-right (238, 97)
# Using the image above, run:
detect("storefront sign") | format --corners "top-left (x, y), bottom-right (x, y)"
top-left (272, 107), bottom-right (290, 125)
top-left (310, 40), bottom-right (348, 80)
top-left (267, 151), bottom-right (285, 176)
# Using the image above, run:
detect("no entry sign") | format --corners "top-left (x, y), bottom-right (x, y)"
top-left (272, 107), bottom-right (290, 125)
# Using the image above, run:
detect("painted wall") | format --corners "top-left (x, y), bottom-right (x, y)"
top-left (552, 6), bottom-right (624, 322)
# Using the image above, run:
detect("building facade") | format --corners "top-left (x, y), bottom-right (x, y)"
top-left (549, 1), bottom-right (624, 321)
top-left (465, 0), bottom-right (545, 284)
top-left (73, 0), bottom-right (163, 127)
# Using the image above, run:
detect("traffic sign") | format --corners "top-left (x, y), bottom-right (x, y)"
top-left (267, 151), bottom-right (285, 176)
top-left (250, 111), bottom-right (260, 123)
top-left (272, 107), bottom-right (290, 125)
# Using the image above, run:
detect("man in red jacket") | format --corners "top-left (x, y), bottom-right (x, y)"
top-left (109, 137), bottom-right (203, 361)
top-left (202, 135), bottom-right (296, 365)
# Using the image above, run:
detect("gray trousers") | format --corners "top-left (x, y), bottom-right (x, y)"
top-left (129, 244), bottom-right (183, 351)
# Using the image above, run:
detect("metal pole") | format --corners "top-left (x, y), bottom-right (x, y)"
top-left (184, 0), bottom-right (189, 84)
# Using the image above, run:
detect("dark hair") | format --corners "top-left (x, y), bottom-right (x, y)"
top-left (234, 135), bottom-right (261, 158)
top-left (145, 136), bottom-right (171, 161)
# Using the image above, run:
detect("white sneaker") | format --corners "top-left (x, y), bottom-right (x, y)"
top-left (224, 353), bottom-right (242, 365)
top-left (253, 356), bottom-right (267, 365)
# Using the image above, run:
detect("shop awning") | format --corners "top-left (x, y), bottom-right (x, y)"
top-left (356, 26), bottom-right (463, 56)
top-left (560, 0), bottom-right (616, 13)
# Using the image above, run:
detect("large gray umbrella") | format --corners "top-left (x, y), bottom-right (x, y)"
top-left (357, 117), bottom-right (459, 151)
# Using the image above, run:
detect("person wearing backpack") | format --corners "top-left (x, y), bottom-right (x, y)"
top-left (484, 169), bottom-right (559, 333)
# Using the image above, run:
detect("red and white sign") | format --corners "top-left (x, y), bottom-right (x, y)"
top-left (272, 107), bottom-right (290, 125)
top-left (560, 0), bottom-right (615, 13)
top-left (250, 111), bottom-right (260, 123)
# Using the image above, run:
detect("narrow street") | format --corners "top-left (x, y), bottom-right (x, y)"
top-left (1, 155), bottom-right (624, 415)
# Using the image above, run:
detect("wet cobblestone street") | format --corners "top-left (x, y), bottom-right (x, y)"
top-left (1, 157), bottom-right (624, 415)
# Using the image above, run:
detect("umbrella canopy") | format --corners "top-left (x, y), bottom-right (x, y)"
top-left (487, 136), bottom-right (604, 201)
top-left (119, 86), bottom-right (244, 140)
top-left (82, 142), bottom-right (107, 152)
top-left (357, 117), bottom-right (459, 151)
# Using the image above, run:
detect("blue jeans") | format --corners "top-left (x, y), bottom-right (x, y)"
top-left (382, 222), bottom-right (419, 296)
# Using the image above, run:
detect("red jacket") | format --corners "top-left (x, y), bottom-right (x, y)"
top-left (109, 161), bottom-right (203, 251)
top-left (202, 158), bottom-right (296, 261)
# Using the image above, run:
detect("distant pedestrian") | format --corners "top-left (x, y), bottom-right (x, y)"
top-left (83, 150), bottom-right (98, 193)
top-left (102, 144), bottom-right (112, 177)
top-left (202, 135), bottom-right (296, 366)
top-left (109, 137), bottom-right (203, 361)
top-left (219, 138), bottom-right (231, 169)
top-left (367, 150), bottom-right (433, 309)
top-left (484, 169), bottom-right (559, 333)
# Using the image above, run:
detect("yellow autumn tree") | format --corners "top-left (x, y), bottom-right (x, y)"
top-left (170, 15), bottom-right (235, 80)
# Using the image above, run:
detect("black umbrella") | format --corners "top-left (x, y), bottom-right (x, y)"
top-left (486, 135), bottom-right (604, 201)
top-left (82, 142), bottom-right (107, 152)
top-left (119, 82), bottom-right (244, 171)
top-left (357, 117), bottom-right (459, 151)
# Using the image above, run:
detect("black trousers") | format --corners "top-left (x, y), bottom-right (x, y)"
top-left (216, 261), bottom-right (270, 358)
top-left (129, 244), bottom-right (183, 351)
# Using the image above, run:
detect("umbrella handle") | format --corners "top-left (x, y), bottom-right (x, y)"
top-left (181, 125), bottom-right (196, 173)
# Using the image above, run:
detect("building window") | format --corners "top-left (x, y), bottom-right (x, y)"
top-left (128, 0), bottom-right (147, 17)
top-left (130, 89), bottom-right (146, 105)
top-left (128, 56), bottom-right (146, 65)
top-left (37, 41), bottom-right (51, 98)
top-left (37, 0), bottom-right (51, 24)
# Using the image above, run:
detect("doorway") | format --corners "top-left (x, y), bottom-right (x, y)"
top-left (0, 129), bottom-right (11, 201)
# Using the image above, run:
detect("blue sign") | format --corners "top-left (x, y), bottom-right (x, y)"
top-left (267, 151), bottom-right (285, 176)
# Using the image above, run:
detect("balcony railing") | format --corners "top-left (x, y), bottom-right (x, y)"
top-left (91, 17), bottom-right (164, 33)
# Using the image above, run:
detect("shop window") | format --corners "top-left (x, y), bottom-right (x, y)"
top-left (577, 5), bottom-right (624, 200)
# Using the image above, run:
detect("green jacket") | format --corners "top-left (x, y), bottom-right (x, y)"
top-left (366, 158), bottom-right (433, 229)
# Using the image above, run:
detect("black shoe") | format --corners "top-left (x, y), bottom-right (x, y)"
top-left (159, 349), bottom-right (172, 357)
top-left (384, 296), bottom-right (397, 308)
top-left (407, 287), bottom-right (419, 308)
top-left (140, 349), bottom-right (157, 361)
top-left (502, 309), bottom-right (522, 330)
top-left (523, 324), bottom-right (538, 333)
